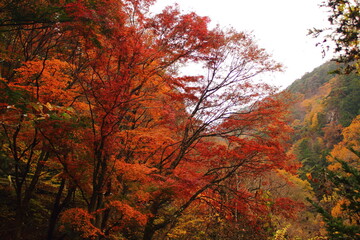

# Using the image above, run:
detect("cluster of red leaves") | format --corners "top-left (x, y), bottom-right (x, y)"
top-left (60, 208), bottom-right (103, 239)
top-left (0, 0), bottom-right (301, 239)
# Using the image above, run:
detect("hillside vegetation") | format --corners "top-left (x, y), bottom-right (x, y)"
top-left (286, 61), bottom-right (360, 239)
top-left (0, 0), bottom-right (359, 239)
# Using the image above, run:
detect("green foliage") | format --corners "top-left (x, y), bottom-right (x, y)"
top-left (289, 60), bottom-right (360, 146)
top-left (296, 138), bottom-right (329, 199)
top-left (288, 60), bottom-right (360, 238)
top-left (0, 0), bottom-right (72, 28)
top-left (325, 73), bottom-right (360, 126)
top-left (288, 61), bottom-right (360, 128)
top-left (287, 61), bottom-right (337, 97)
top-left (308, 149), bottom-right (360, 240)
top-left (310, 0), bottom-right (360, 74)
top-left (330, 149), bottom-right (360, 217)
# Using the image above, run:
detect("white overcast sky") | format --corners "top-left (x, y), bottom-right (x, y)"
top-left (151, 0), bottom-right (333, 88)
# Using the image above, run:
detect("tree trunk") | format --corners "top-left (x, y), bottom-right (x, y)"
top-left (47, 178), bottom-right (65, 240)
top-left (143, 222), bottom-right (156, 240)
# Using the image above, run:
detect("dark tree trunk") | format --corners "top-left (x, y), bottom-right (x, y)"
top-left (47, 179), bottom-right (76, 240)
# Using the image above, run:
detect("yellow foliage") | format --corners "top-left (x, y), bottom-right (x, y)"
top-left (331, 198), bottom-right (349, 217)
top-left (277, 169), bottom-right (313, 194)
top-left (166, 212), bottom-right (205, 239)
top-left (302, 100), bottom-right (324, 131)
top-left (307, 237), bottom-right (328, 240)
top-left (328, 115), bottom-right (360, 169)
top-left (327, 162), bottom-right (342, 171)
top-left (310, 112), bottom-right (319, 130)
top-left (321, 192), bottom-right (337, 203)
top-left (273, 224), bottom-right (290, 240)
top-left (341, 116), bottom-right (360, 149)
top-left (300, 81), bottom-right (332, 131)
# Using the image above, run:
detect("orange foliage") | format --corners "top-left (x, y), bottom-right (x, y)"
top-left (108, 201), bottom-right (147, 226)
top-left (328, 115), bottom-right (360, 169)
top-left (0, 0), bottom-right (300, 239)
top-left (11, 59), bottom-right (78, 104)
top-left (60, 208), bottom-right (103, 239)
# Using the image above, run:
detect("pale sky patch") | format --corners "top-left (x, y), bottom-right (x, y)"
top-left (151, 0), bottom-right (334, 88)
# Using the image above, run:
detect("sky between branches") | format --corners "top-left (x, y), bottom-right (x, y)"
top-left (151, 0), bottom-right (334, 88)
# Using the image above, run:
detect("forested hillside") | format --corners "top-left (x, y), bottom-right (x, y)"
top-left (286, 61), bottom-right (360, 239)
top-left (287, 62), bottom-right (337, 98)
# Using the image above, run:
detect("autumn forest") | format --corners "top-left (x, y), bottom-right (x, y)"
top-left (0, 0), bottom-right (359, 239)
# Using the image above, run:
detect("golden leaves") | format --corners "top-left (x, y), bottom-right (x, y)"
top-left (328, 115), bottom-right (360, 168)
top-left (12, 59), bottom-right (78, 105)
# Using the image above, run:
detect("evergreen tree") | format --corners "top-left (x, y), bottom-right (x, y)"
top-left (308, 148), bottom-right (360, 240)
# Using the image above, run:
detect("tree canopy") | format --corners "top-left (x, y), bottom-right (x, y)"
top-left (0, 0), bottom-right (299, 239)
top-left (310, 0), bottom-right (360, 74)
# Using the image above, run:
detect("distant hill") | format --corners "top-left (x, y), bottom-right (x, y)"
top-left (287, 59), bottom-right (360, 207)
top-left (287, 61), bottom-right (360, 127)
top-left (287, 61), bottom-right (337, 97)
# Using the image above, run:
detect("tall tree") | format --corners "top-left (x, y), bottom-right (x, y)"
top-left (0, 1), bottom-right (298, 239)
top-left (310, 0), bottom-right (360, 73)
